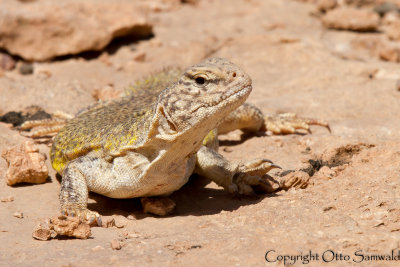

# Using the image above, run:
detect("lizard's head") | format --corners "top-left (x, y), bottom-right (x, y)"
top-left (156, 57), bottom-right (252, 135)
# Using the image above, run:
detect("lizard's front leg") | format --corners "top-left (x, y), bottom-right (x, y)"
top-left (195, 146), bottom-right (280, 195)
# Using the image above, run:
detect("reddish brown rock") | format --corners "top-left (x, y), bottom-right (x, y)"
top-left (0, 0), bottom-right (153, 61)
top-left (32, 220), bottom-right (53, 241)
top-left (141, 197), bottom-right (176, 216)
top-left (0, 53), bottom-right (16, 71)
top-left (1, 141), bottom-right (48, 186)
top-left (379, 44), bottom-right (400, 62)
top-left (101, 216), bottom-right (116, 228)
top-left (321, 8), bottom-right (380, 31)
top-left (110, 239), bottom-right (122, 250)
top-left (383, 18), bottom-right (400, 41)
top-left (32, 216), bottom-right (91, 240)
top-left (279, 171), bottom-right (311, 190)
top-left (313, 166), bottom-right (337, 181)
top-left (50, 216), bottom-right (91, 239)
top-left (113, 215), bottom-right (129, 228)
top-left (316, 0), bottom-right (337, 12)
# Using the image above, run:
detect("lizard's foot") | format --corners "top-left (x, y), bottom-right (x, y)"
top-left (230, 159), bottom-right (281, 195)
top-left (264, 113), bottom-right (330, 135)
top-left (61, 206), bottom-right (102, 226)
top-left (141, 197), bottom-right (176, 216)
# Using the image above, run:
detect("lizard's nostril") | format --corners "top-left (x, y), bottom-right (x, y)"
top-left (232, 72), bottom-right (237, 78)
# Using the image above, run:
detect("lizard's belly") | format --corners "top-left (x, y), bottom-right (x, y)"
top-left (88, 152), bottom-right (197, 199)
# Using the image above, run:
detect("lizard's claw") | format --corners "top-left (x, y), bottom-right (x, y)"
top-left (61, 207), bottom-right (102, 226)
top-left (230, 158), bottom-right (281, 195)
top-left (264, 113), bottom-right (330, 135)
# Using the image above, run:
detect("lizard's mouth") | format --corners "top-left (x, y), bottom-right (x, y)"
top-left (192, 84), bottom-right (252, 113)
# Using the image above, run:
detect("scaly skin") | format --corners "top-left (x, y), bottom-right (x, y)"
top-left (51, 58), bottom-right (280, 224)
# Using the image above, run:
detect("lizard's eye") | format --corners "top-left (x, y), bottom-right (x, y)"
top-left (195, 76), bottom-right (205, 85)
top-left (193, 75), bottom-right (208, 86)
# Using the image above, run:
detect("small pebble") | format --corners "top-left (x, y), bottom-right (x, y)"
top-left (113, 216), bottom-right (128, 228)
top-left (19, 63), bottom-right (34, 75)
top-left (32, 225), bottom-right (52, 241)
top-left (133, 52), bottom-right (146, 62)
top-left (110, 239), bottom-right (122, 250)
top-left (13, 212), bottom-right (23, 218)
top-left (223, 147), bottom-right (233, 152)
top-left (91, 245), bottom-right (105, 252)
top-left (101, 216), bottom-right (115, 228)
top-left (1, 196), bottom-right (14, 202)
top-left (127, 233), bottom-right (139, 239)
top-left (323, 205), bottom-right (337, 212)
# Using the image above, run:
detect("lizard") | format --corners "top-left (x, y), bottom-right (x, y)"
top-left (23, 58), bottom-right (329, 225)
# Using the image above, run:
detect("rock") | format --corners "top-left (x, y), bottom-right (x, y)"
top-left (50, 216), bottom-right (91, 239)
top-left (32, 221), bottom-right (53, 241)
top-left (141, 197), bottom-right (176, 216)
top-left (92, 85), bottom-right (122, 101)
top-left (113, 215), bottom-right (128, 228)
top-left (379, 43), bottom-right (400, 62)
top-left (0, 0), bottom-right (153, 61)
top-left (1, 141), bottom-right (48, 186)
top-left (101, 216), bottom-right (116, 228)
top-left (279, 171), bottom-right (311, 190)
top-left (321, 8), bottom-right (380, 31)
top-left (313, 166), bottom-right (337, 181)
top-left (110, 239), bottom-right (122, 250)
top-left (0, 53), bottom-right (16, 71)
top-left (91, 245), bottom-right (105, 251)
top-left (126, 215), bottom-right (136, 220)
top-left (0, 106), bottom-right (52, 127)
top-left (374, 2), bottom-right (400, 16)
top-left (383, 18), bottom-right (400, 41)
top-left (19, 63), bottom-right (34, 75)
top-left (0, 196), bottom-right (14, 202)
top-left (316, 0), bottom-right (337, 12)
top-left (126, 232), bottom-right (139, 239)
top-left (133, 52), bottom-right (146, 62)
top-left (13, 212), bottom-right (24, 219)
top-left (144, 0), bottom-right (181, 12)
top-left (323, 205), bottom-right (337, 212)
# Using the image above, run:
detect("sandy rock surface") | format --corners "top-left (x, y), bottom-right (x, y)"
top-left (0, 0), bottom-right (152, 61)
top-left (0, 0), bottom-right (400, 266)
top-left (321, 7), bottom-right (380, 31)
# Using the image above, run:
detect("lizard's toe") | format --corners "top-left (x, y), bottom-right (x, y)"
top-left (61, 207), bottom-right (102, 226)
top-left (238, 158), bottom-right (281, 177)
top-left (233, 158), bottom-right (281, 195)
top-left (265, 113), bottom-right (330, 135)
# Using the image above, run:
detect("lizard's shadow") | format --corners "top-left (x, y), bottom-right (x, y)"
top-left (87, 174), bottom-right (279, 218)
